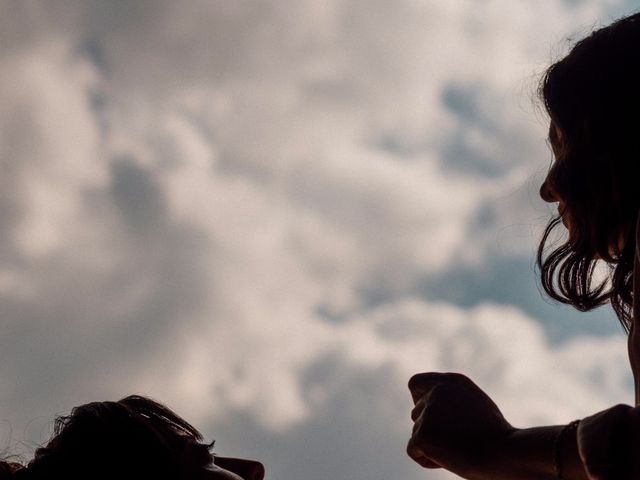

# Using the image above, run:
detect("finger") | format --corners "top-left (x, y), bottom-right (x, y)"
top-left (408, 372), bottom-right (448, 404)
top-left (406, 436), bottom-right (441, 469)
top-left (411, 396), bottom-right (426, 422)
top-left (412, 416), bottom-right (421, 436)
top-left (411, 403), bottom-right (425, 436)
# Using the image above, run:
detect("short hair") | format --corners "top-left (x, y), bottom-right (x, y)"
top-left (2, 396), bottom-right (214, 480)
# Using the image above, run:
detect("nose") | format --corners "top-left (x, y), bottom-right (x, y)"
top-left (214, 457), bottom-right (265, 480)
top-left (539, 178), bottom-right (558, 203)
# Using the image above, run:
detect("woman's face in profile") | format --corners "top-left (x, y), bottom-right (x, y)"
top-left (203, 455), bottom-right (265, 480)
top-left (540, 121), bottom-right (572, 231)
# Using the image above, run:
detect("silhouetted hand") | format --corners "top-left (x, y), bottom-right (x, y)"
top-left (407, 372), bottom-right (516, 480)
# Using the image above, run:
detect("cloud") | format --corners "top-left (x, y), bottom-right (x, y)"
top-left (203, 299), bottom-right (631, 480)
top-left (0, 1), bottom-right (635, 480)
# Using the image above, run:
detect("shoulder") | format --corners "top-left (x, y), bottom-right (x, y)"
top-left (577, 404), bottom-right (635, 480)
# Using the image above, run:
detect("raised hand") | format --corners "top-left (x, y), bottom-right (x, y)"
top-left (407, 372), bottom-right (516, 480)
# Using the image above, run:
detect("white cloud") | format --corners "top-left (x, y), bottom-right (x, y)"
top-left (0, 41), bottom-right (106, 258)
top-left (0, 1), bottom-right (635, 479)
top-left (149, 299), bottom-right (630, 480)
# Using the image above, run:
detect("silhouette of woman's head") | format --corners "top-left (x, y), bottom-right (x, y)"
top-left (538, 12), bottom-right (640, 331)
top-left (0, 396), bottom-right (264, 480)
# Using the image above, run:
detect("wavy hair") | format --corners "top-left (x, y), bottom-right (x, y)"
top-left (537, 12), bottom-right (640, 332)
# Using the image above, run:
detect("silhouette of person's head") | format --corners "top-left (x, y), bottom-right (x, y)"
top-left (537, 12), bottom-right (640, 331)
top-left (0, 396), bottom-right (264, 480)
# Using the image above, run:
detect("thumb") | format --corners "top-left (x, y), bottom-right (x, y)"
top-left (406, 437), bottom-right (441, 469)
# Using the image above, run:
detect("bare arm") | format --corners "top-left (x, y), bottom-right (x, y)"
top-left (481, 425), bottom-right (588, 480)
top-left (407, 373), bottom-right (638, 480)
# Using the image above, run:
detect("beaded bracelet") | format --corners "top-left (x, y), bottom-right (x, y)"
top-left (553, 419), bottom-right (581, 480)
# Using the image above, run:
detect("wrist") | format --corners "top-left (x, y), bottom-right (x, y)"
top-left (468, 427), bottom-right (525, 480)
top-left (473, 426), bottom-right (560, 480)
top-left (474, 424), bottom-right (589, 480)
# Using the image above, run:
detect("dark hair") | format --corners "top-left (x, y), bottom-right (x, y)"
top-left (537, 12), bottom-right (640, 332)
top-left (1, 395), bottom-right (214, 480)
top-left (0, 461), bottom-right (23, 479)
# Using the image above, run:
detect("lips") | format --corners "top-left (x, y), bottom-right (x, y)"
top-left (558, 204), bottom-right (570, 229)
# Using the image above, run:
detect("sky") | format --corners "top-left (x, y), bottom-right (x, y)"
top-left (0, 1), bottom-right (638, 479)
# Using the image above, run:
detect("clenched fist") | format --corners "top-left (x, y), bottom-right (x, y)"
top-left (407, 372), bottom-right (516, 480)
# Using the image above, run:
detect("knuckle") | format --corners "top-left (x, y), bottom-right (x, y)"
top-left (408, 373), bottom-right (429, 390)
top-left (410, 372), bottom-right (470, 391)
top-left (412, 420), bottom-right (420, 435)
top-left (411, 401), bottom-right (424, 421)
top-left (428, 382), bottom-right (452, 399)
top-left (444, 372), bottom-right (470, 383)
top-left (408, 372), bottom-right (444, 390)
top-left (414, 413), bottom-right (438, 439)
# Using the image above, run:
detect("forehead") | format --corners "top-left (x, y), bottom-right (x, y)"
top-left (202, 463), bottom-right (244, 480)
